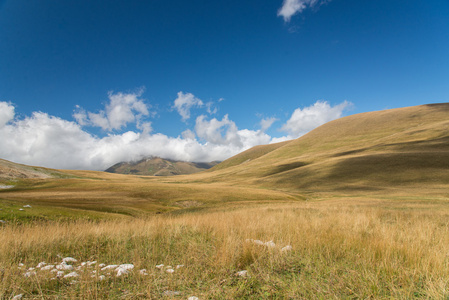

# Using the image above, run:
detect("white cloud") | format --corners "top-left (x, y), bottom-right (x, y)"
top-left (280, 100), bottom-right (351, 138)
top-left (0, 102), bottom-right (15, 128)
top-left (278, 0), bottom-right (330, 22)
top-left (260, 117), bottom-right (278, 131)
top-left (0, 95), bottom-right (350, 171)
top-left (0, 101), bottom-right (271, 170)
top-left (74, 91), bottom-right (150, 131)
top-left (173, 91), bottom-right (203, 122)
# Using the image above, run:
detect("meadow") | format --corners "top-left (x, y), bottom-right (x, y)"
top-left (1, 195), bottom-right (449, 299)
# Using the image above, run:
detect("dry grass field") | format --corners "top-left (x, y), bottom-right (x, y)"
top-left (1, 103), bottom-right (449, 299)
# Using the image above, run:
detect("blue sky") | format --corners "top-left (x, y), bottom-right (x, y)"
top-left (0, 0), bottom-right (448, 170)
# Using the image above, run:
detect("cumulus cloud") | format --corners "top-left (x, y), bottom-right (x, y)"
top-left (0, 94), bottom-right (351, 171)
top-left (260, 117), bottom-right (278, 131)
top-left (173, 92), bottom-right (204, 122)
top-left (280, 100), bottom-right (351, 138)
top-left (74, 90), bottom-right (150, 131)
top-left (0, 102), bottom-right (15, 128)
top-left (278, 0), bottom-right (331, 22)
top-left (0, 101), bottom-right (271, 170)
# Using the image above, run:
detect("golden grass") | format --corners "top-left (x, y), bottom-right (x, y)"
top-left (1, 198), bottom-right (449, 299)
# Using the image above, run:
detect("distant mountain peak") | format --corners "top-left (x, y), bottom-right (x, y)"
top-left (105, 156), bottom-right (219, 176)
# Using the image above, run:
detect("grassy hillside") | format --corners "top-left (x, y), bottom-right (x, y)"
top-left (190, 103), bottom-right (449, 196)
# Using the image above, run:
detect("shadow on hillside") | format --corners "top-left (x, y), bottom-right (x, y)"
top-left (263, 161), bottom-right (308, 177)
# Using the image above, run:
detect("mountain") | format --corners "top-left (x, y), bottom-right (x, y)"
top-left (105, 157), bottom-right (220, 176)
top-left (195, 103), bottom-right (449, 194)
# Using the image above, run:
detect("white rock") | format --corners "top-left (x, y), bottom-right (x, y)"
top-left (0, 220), bottom-right (6, 223)
top-left (235, 270), bottom-right (248, 277)
top-left (253, 239), bottom-right (264, 245)
top-left (98, 263), bottom-right (106, 268)
top-left (118, 264), bottom-right (134, 270)
top-left (139, 269), bottom-right (148, 275)
top-left (23, 205), bottom-right (32, 208)
top-left (101, 264), bottom-right (118, 271)
top-left (19, 209), bottom-right (24, 211)
top-left (56, 263), bottom-right (74, 271)
top-left (176, 264), bottom-right (184, 269)
top-left (188, 297), bottom-right (199, 300)
top-left (51, 268), bottom-right (59, 273)
top-left (64, 272), bottom-right (79, 278)
top-left (98, 275), bottom-right (106, 281)
top-left (36, 262), bottom-right (46, 268)
top-left (18, 263), bottom-right (24, 267)
top-left (28, 267), bottom-right (35, 271)
top-left (81, 262), bottom-right (87, 266)
top-left (155, 264), bottom-right (164, 269)
top-left (24, 271), bottom-right (36, 277)
top-left (56, 271), bottom-right (65, 278)
top-left (116, 267), bottom-right (129, 277)
top-left (62, 257), bottom-right (77, 263)
top-left (12, 294), bottom-right (23, 300)
top-left (87, 261), bottom-right (97, 266)
top-left (41, 265), bottom-right (55, 271)
top-left (166, 268), bottom-right (175, 274)
top-left (264, 241), bottom-right (276, 248)
top-left (281, 245), bottom-right (293, 252)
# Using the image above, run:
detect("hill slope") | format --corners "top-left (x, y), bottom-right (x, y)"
top-left (0, 158), bottom-right (69, 180)
top-left (105, 157), bottom-right (219, 176)
top-left (194, 103), bottom-right (449, 194)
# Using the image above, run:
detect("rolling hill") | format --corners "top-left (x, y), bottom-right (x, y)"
top-left (192, 103), bottom-right (449, 194)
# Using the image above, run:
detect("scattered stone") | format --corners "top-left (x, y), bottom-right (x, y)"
top-left (166, 268), bottom-right (175, 274)
top-left (18, 263), bottom-right (24, 267)
top-left (12, 294), bottom-right (23, 300)
top-left (24, 271), bottom-right (36, 277)
top-left (36, 262), bottom-right (46, 268)
top-left (87, 261), bottom-right (97, 266)
top-left (0, 220), bottom-right (6, 224)
top-left (62, 257), bottom-right (77, 263)
top-left (116, 267), bottom-right (129, 277)
top-left (188, 297), bottom-right (199, 300)
top-left (139, 269), bottom-right (148, 275)
top-left (101, 264), bottom-right (118, 271)
top-left (56, 271), bottom-right (65, 278)
top-left (265, 241), bottom-right (276, 248)
top-left (176, 264), bottom-right (184, 269)
top-left (23, 205), bottom-right (32, 208)
top-left (64, 272), bottom-right (79, 278)
top-left (41, 265), bottom-right (55, 271)
top-left (235, 270), bottom-right (248, 277)
top-left (118, 264), bottom-right (134, 270)
top-left (56, 263), bottom-right (74, 271)
top-left (155, 264), bottom-right (164, 269)
top-left (27, 267), bottom-right (35, 271)
top-left (19, 209), bottom-right (24, 211)
top-left (281, 245), bottom-right (293, 252)
top-left (98, 263), bottom-right (106, 268)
